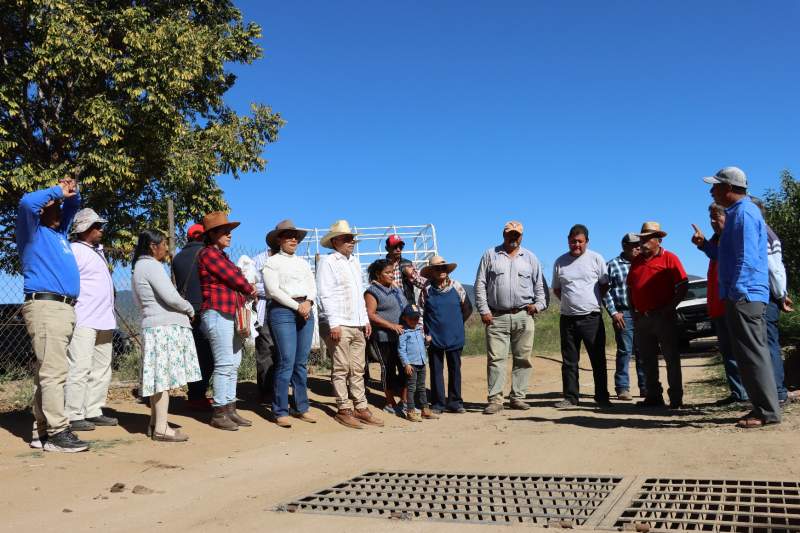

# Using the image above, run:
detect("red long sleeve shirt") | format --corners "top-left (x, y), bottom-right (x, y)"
top-left (198, 246), bottom-right (252, 314)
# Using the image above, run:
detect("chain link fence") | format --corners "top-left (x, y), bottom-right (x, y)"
top-left (0, 243), bottom-right (262, 382)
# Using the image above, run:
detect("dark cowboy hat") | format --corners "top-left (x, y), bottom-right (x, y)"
top-left (201, 211), bottom-right (240, 234)
top-left (266, 219), bottom-right (309, 249)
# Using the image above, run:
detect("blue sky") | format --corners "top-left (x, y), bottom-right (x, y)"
top-left (218, 1), bottom-right (800, 282)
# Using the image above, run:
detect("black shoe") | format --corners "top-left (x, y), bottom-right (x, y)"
top-left (669, 401), bottom-right (685, 409)
top-left (69, 419), bottom-right (96, 431)
top-left (595, 399), bottom-right (613, 408)
top-left (555, 399), bottom-right (578, 408)
top-left (636, 397), bottom-right (666, 408)
top-left (86, 415), bottom-right (118, 426)
top-left (44, 430), bottom-right (90, 453)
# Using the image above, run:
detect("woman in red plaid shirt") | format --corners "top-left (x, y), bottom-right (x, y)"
top-left (198, 212), bottom-right (257, 431)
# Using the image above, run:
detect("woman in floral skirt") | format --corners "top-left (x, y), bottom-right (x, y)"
top-left (132, 229), bottom-right (200, 442)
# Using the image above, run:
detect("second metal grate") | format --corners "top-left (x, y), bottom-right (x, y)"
top-left (283, 471), bottom-right (623, 526)
top-left (612, 478), bottom-right (800, 532)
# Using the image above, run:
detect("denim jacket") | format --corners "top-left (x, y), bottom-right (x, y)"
top-left (398, 325), bottom-right (427, 366)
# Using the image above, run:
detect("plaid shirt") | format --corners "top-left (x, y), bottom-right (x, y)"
top-left (602, 253), bottom-right (631, 316)
top-left (198, 246), bottom-right (252, 314)
top-left (390, 257), bottom-right (427, 290)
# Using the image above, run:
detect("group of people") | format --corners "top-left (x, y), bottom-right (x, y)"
top-left (14, 165), bottom-right (793, 452)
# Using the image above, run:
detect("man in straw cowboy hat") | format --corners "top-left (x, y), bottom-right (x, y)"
top-left (474, 221), bottom-right (547, 415)
top-left (694, 167), bottom-right (781, 428)
top-left (419, 255), bottom-right (473, 414)
top-left (316, 220), bottom-right (384, 429)
top-left (626, 221), bottom-right (689, 409)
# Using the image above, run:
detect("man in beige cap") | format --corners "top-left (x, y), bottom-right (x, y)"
top-left (474, 221), bottom-right (547, 414)
top-left (627, 222), bottom-right (689, 409)
top-left (316, 220), bottom-right (383, 429)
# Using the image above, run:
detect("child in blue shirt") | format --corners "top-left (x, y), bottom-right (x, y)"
top-left (397, 305), bottom-right (439, 422)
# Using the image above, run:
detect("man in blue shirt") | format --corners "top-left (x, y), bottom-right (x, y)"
top-left (17, 177), bottom-right (90, 452)
top-left (702, 166), bottom-right (780, 428)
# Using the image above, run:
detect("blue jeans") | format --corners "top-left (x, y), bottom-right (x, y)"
top-left (200, 309), bottom-right (242, 408)
top-left (713, 316), bottom-right (748, 401)
top-left (766, 301), bottom-right (787, 402)
top-left (269, 304), bottom-right (314, 417)
top-left (613, 310), bottom-right (647, 395)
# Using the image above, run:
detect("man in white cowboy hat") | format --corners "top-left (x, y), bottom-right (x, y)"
top-left (474, 221), bottom-right (547, 414)
top-left (627, 221), bottom-right (689, 409)
top-left (696, 167), bottom-right (781, 428)
top-left (64, 208), bottom-right (119, 432)
top-left (316, 220), bottom-right (383, 429)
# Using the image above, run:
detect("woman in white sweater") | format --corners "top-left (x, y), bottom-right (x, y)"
top-left (262, 220), bottom-right (317, 428)
top-left (132, 229), bottom-right (200, 442)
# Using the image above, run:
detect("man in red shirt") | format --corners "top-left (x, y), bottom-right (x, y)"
top-left (627, 222), bottom-right (689, 409)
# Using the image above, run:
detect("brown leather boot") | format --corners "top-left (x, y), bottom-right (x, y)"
top-left (354, 407), bottom-right (384, 427)
top-left (334, 409), bottom-right (364, 429)
top-left (210, 406), bottom-right (238, 431)
top-left (227, 403), bottom-right (252, 427)
top-left (421, 407), bottom-right (440, 419)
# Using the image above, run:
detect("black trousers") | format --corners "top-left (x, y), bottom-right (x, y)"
top-left (634, 312), bottom-right (683, 405)
top-left (187, 323), bottom-right (214, 401)
top-left (406, 364), bottom-right (428, 411)
top-left (255, 324), bottom-right (278, 401)
top-left (428, 346), bottom-right (463, 411)
top-left (560, 312), bottom-right (609, 404)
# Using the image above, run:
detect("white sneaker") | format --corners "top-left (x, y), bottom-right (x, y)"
top-left (30, 435), bottom-right (46, 449)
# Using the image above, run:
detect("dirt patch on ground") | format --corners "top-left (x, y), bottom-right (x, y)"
top-left (1, 347), bottom-right (798, 532)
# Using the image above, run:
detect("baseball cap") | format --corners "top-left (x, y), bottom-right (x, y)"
top-left (503, 221), bottom-right (524, 234)
top-left (400, 304), bottom-right (421, 320)
top-left (385, 234), bottom-right (404, 249)
top-left (187, 223), bottom-right (205, 240)
top-left (71, 208), bottom-right (107, 234)
top-left (622, 232), bottom-right (640, 245)
top-left (703, 166), bottom-right (748, 188)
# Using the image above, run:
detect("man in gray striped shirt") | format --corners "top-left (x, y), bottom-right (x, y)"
top-left (474, 221), bottom-right (548, 414)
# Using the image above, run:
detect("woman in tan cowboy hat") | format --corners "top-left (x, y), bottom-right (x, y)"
top-left (197, 211), bottom-right (257, 431)
top-left (261, 220), bottom-right (317, 428)
top-left (419, 256), bottom-right (473, 414)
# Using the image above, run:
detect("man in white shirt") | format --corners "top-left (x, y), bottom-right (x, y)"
top-left (65, 208), bottom-right (118, 431)
top-left (316, 220), bottom-right (383, 429)
top-left (552, 224), bottom-right (611, 408)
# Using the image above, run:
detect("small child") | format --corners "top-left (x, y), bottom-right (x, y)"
top-left (397, 305), bottom-right (439, 422)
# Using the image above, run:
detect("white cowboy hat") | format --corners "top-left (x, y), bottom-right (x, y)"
top-left (320, 220), bottom-right (360, 249)
top-left (420, 255), bottom-right (458, 279)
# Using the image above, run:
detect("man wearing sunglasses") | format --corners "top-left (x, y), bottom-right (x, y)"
top-left (65, 208), bottom-right (118, 432)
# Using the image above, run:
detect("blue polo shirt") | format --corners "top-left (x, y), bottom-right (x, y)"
top-left (16, 186), bottom-right (81, 298)
top-left (718, 196), bottom-right (769, 304)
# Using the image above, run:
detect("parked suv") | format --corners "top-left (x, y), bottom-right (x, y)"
top-left (675, 278), bottom-right (714, 350)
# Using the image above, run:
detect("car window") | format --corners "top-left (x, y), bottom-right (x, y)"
top-left (684, 281), bottom-right (707, 300)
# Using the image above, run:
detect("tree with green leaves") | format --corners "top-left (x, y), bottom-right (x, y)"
top-left (0, 0), bottom-right (283, 269)
top-left (763, 169), bottom-right (799, 294)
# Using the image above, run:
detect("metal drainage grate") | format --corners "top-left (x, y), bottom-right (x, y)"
top-left (282, 471), bottom-right (623, 526)
top-left (612, 478), bottom-right (800, 532)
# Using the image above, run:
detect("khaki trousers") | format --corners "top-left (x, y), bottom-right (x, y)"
top-left (66, 327), bottom-right (114, 421)
top-left (22, 300), bottom-right (76, 438)
top-left (486, 310), bottom-right (535, 403)
top-left (324, 326), bottom-right (368, 410)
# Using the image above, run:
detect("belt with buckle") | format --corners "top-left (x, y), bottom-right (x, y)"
top-left (24, 292), bottom-right (77, 306)
top-left (490, 307), bottom-right (527, 317)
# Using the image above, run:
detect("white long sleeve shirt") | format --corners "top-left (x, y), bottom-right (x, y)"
top-left (262, 251), bottom-right (316, 311)
top-left (316, 251), bottom-right (368, 329)
top-left (253, 250), bottom-right (269, 325)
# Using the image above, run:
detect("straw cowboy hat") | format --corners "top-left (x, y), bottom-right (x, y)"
top-left (420, 255), bottom-right (458, 279)
top-left (201, 211), bottom-right (240, 234)
top-left (266, 219), bottom-right (309, 249)
top-left (637, 221), bottom-right (667, 239)
top-left (320, 220), bottom-right (359, 249)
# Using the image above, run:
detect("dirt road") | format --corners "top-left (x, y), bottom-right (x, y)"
top-left (1, 350), bottom-right (798, 532)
